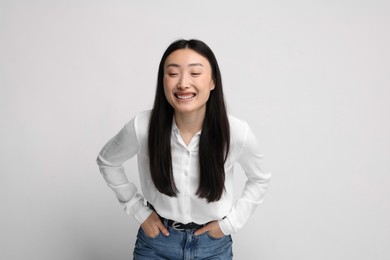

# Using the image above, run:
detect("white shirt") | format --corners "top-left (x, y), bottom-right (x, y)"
top-left (96, 110), bottom-right (271, 235)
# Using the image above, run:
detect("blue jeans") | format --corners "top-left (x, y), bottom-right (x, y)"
top-left (133, 219), bottom-right (233, 260)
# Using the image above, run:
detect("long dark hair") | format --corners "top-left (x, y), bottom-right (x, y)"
top-left (148, 39), bottom-right (230, 202)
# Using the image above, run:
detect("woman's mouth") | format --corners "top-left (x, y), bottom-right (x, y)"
top-left (174, 93), bottom-right (196, 100)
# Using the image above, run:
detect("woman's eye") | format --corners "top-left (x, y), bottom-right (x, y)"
top-left (168, 73), bottom-right (178, 77)
top-left (191, 73), bottom-right (201, 76)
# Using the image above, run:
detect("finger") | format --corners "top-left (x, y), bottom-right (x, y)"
top-left (156, 219), bottom-right (170, 236)
top-left (194, 225), bottom-right (209, 236)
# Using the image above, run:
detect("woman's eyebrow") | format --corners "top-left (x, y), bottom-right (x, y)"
top-left (165, 63), bottom-right (180, 68)
top-left (188, 63), bottom-right (204, 67)
top-left (165, 63), bottom-right (204, 68)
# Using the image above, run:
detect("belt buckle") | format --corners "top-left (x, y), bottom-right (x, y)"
top-left (172, 221), bottom-right (184, 231)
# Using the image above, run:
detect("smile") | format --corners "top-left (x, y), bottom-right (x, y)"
top-left (175, 93), bottom-right (196, 100)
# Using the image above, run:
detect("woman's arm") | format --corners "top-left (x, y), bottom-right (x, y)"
top-left (219, 123), bottom-right (272, 235)
top-left (96, 115), bottom-right (152, 224)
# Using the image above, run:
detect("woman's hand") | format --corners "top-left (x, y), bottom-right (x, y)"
top-left (141, 211), bottom-right (170, 237)
top-left (194, 220), bottom-right (225, 239)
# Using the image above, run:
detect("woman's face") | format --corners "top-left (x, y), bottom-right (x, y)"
top-left (163, 49), bottom-right (215, 117)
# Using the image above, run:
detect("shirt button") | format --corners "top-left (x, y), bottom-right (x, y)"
top-left (185, 192), bottom-right (189, 197)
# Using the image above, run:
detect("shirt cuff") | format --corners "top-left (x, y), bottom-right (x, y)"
top-left (218, 217), bottom-right (235, 235)
top-left (123, 197), bottom-right (153, 224)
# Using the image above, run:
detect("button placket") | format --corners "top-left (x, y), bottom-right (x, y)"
top-left (183, 148), bottom-right (191, 220)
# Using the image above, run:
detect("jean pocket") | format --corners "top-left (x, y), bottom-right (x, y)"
top-left (140, 227), bottom-right (162, 239)
top-left (205, 231), bottom-right (226, 240)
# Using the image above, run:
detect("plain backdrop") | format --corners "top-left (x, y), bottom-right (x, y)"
top-left (1, 0), bottom-right (389, 259)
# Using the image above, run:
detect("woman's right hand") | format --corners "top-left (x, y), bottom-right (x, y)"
top-left (141, 211), bottom-right (170, 237)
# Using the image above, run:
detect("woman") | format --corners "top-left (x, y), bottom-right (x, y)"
top-left (96, 39), bottom-right (271, 259)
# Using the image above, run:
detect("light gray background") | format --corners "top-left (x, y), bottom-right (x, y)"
top-left (1, 0), bottom-right (389, 259)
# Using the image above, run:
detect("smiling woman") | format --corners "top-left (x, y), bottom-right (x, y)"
top-left (163, 49), bottom-right (215, 143)
top-left (96, 39), bottom-right (272, 260)
top-left (164, 49), bottom-right (215, 114)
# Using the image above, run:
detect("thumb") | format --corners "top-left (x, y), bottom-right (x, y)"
top-left (194, 225), bottom-right (209, 236)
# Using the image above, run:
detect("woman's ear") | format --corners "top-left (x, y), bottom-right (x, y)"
top-left (210, 80), bottom-right (215, 90)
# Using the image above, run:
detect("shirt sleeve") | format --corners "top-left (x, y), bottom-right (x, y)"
top-left (96, 115), bottom-right (152, 224)
top-left (219, 123), bottom-right (272, 235)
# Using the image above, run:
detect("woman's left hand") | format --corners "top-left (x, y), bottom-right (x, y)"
top-left (194, 220), bottom-right (225, 238)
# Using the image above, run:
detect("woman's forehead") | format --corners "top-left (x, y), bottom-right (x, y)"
top-left (165, 49), bottom-right (211, 68)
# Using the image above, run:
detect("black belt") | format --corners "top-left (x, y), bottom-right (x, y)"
top-left (147, 202), bottom-right (204, 230)
top-left (165, 219), bottom-right (204, 230)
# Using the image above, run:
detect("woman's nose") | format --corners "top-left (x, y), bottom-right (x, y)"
top-left (177, 76), bottom-right (189, 89)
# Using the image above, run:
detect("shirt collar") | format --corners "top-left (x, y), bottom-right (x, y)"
top-left (172, 119), bottom-right (180, 134)
top-left (172, 118), bottom-right (202, 136)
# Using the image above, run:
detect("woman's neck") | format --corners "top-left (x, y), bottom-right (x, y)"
top-left (174, 110), bottom-right (205, 145)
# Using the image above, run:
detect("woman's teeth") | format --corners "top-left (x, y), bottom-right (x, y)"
top-left (176, 94), bottom-right (195, 99)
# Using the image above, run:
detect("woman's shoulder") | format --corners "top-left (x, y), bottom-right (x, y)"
top-left (228, 114), bottom-right (249, 132)
top-left (133, 110), bottom-right (152, 126)
top-left (227, 114), bottom-right (251, 144)
top-left (124, 110), bottom-right (151, 137)
top-left (121, 110), bottom-right (151, 147)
